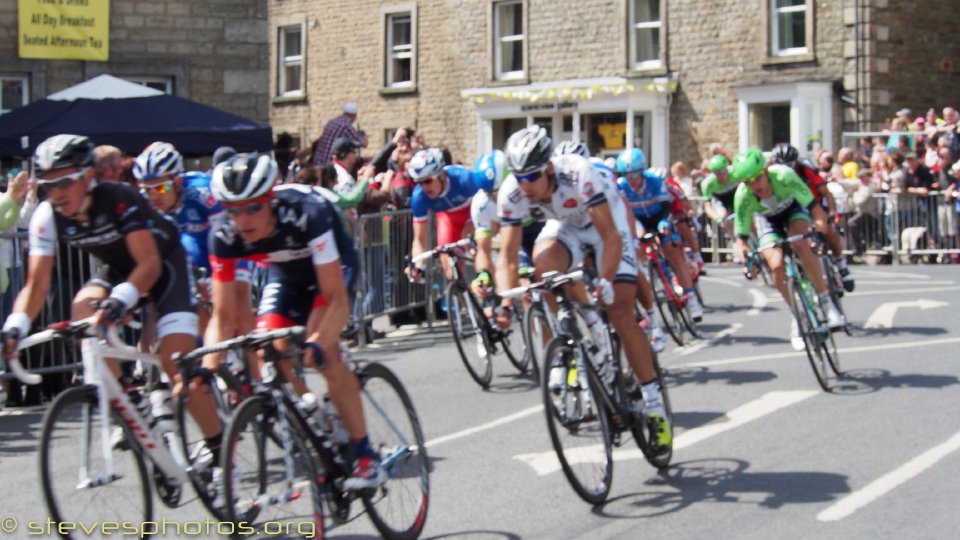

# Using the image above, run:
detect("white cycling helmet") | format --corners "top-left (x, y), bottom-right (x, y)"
top-left (33, 134), bottom-right (95, 174)
top-left (210, 153), bottom-right (278, 202)
top-left (133, 141), bottom-right (183, 181)
top-left (472, 150), bottom-right (508, 191)
top-left (504, 125), bottom-right (552, 174)
top-left (553, 140), bottom-right (590, 158)
top-left (408, 148), bottom-right (445, 181)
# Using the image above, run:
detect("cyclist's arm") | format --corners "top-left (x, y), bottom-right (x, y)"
top-left (121, 229), bottom-right (162, 296)
top-left (410, 218), bottom-right (431, 268)
top-left (10, 254), bottom-right (55, 322)
top-left (495, 224), bottom-right (522, 306)
top-left (473, 228), bottom-right (496, 275)
top-left (586, 201), bottom-right (622, 284)
top-left (205, 274), bottom-right (239, 353)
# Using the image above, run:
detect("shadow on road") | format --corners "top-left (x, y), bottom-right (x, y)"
top-left (422, 531), bottom-right (521, 540)
top-left (0, 407), bottom-right (43, 454)
top-left (664, 366), bottom-right (778, 387)
top-left (830, 368), bottom-right (960, 395)
top-left (849, 325), bottom-right (949, 338)
top-left (594, 458), bottom-right (849, 519)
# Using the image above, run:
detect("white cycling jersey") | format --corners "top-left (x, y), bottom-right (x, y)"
top-left (470, 189), bottom-right (498, 235)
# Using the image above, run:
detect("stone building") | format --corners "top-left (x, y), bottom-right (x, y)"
top-left (269, 0), bottom-right (960, 167)
top-left (0, 0), bottom-right (269, 126)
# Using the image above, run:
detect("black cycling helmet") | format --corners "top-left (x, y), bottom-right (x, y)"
top-left (772, 143), bottom-right (799, 165)
top-left (504, 125), bottom-right (553, 174)
top-left (33, 134), bottom-right (95, 173)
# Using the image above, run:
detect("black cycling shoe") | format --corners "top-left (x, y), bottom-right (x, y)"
top-left (839, 267), bottom-right (855, 293)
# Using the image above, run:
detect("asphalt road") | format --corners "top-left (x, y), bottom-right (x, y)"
top-left (2, 264), bottom-right (958, 539)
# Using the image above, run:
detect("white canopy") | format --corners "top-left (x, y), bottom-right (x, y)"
top-left (46, 74), bottom-right (164, 101)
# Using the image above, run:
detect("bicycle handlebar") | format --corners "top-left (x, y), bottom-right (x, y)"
top-left (498, 269), bottom-right (588, 300)
top-left (410, 237), bottom-right (474, 264)
top-left (2, 316), bottom-right (97, 386)
top-left (173, 326), bottom-right (306, 365)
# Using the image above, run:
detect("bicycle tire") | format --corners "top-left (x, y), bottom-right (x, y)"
top-left (788, 277), bottom-right (832, 391)
top-left (625, 355), bottom-right (673, 469)
top-left (524, 302), bottom-right (552, 383)
top-left (649, 260), bottom-right (684, 346)
top-left (501, 302), bottom-right (530, 374)
top-left (358, 362), bottom-right (430, 540)
top-left (40, 385), bottom-right (152, 539)
top-left (221, 395), bottom-right (323, 538)
top-left (445, 281), bottom-right (493, 388)
top-left (541, 337), bottom-right (613, 504)
top-left (822, 258), bottom-right (852, 337)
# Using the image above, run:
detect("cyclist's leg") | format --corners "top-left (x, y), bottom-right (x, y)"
top-left (788, 217), bottom-right (829, 294)
top-left (659, 219), bottom-right (694, 289)
top-left (71, 281), bottom-right (118, 374)
top-left (755, 215), bottom-right (789, 302)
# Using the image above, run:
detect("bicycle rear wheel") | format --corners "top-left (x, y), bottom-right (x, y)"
top-left (40, 386), bottom-right (152, 539)
top-left (445, 281), bottom-right (493, 388)
top-left (524, 303), bottom-right (552, 382)
top-left (222, 395), bottom-right (323, 537)
top-left (649, 260), bottom-right (684, 346)
top-left (822, 258), bottom-right (853, 337)
top-left (359, 363), bottom-right (430, 540)
top-left (542, 338), bottom-right (613, 504)
top-left (624, 355), bottom-right (673, 469)
top-left (788, 277), bottom-right (833, 391)
top-left (501, 303), bottom-right (531, 374)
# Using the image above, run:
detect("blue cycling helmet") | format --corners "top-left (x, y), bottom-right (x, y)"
top-left (472, 149), bottom-right (508, 191)
top-left (408, 148), bottom-right (445, 181)
top-left (615, 148), bottom-right (646, 174)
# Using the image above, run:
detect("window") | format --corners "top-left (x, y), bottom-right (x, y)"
top-left (749, 102), bottom-right (791, 150)
top-left (494, 1), bottom-right (524, 80)
top-left (278, 24), bottom-right (305, 97)
top-left (1, 76), bottom-right (28, 115)
top-left (629, 0), bottom-right (662, 69)
top-left (771, 0), bottom-right (808, 56)
top-left (385, 13), bottom-right (413, 87)
top-left (124, 77), bottom-right (172, 94)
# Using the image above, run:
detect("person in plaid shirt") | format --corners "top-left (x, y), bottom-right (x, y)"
top-left (313, 101), bottom-right (368, 165)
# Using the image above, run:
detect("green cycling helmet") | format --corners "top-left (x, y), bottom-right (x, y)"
top-left (729, 148), bottom-right (766, 182)
top-left (707, 154), bottom-right (729, 173)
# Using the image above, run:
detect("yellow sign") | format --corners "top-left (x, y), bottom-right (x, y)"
top-left (18, 0), bottom-right (110, 61)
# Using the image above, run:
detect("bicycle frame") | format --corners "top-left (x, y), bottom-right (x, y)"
top-left (641, 234), bottom-right (685, 310)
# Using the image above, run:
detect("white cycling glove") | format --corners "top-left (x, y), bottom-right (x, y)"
top-left (594, 278), bottom-right (615, 305)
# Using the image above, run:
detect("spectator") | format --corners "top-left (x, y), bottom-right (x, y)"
top-left (818, 151), bottom-right (841, 181)
top-left (937, 107), bottom-right (960, 157)
top-left (313, 101), bottom-right (368, 165)
top-left (896, 108), bottom-right (915, 129)
top-left (274, 132), bottom-right (296, 179)
top-left (847, 170), bottom-right (881, 258)
top-left (838, 147), bottom-right (860, 180)
top-left (94, 145), bottom-right (124, 181)
top-left (285, 148), bottom-right (314, 183)
top-left (292, 164), bottom-right (322, 187)
top-left (944, 162), bottom-right (960, 258)
top-left (886, 118), bottom-right (915, 153)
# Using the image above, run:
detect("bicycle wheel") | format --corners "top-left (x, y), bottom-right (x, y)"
top-left (541, 338), bottom-right (613, 504)
top-left (524, 302), bottom-right (552, 382)
top-left (624, 355), bottom-right (673, 469)
top-left (817, 297), bottom-right (843, 377)
top-left (174, 380), bottom-right (231, 521)
top-left (788, 277), bottom-right (832, 391)
top-left (822, 258), bottom-right (853, 337)
top-left (40, 386), bottom-right (152, 538)
top-left (501, 303), bottom-right (531, 374)
top-left (445, 281), bottom-right (493, 388)
top-left (222, 395), bottom-right (323, 537)
top-left (649, 260), bottom-right (684, 346)
top-left (358, 363), bottom-right (430, 540)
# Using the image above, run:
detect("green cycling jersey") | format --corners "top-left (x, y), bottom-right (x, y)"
top-left (732, 164), bottom-right (814, 237)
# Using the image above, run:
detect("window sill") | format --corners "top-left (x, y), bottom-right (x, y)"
top-left (486, 75), bottom-right (530, 87)
top-left (763, 52), bottom-right (816, 66)
top-left (379, 85), bottom-right (418, 96)
top-left (272, 94), bottom-right (307, 105)
top-left (626, 65), bottom-right (668, 78)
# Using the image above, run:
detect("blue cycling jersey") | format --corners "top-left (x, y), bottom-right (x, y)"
top-left (410, 165), bottom-right (481, 222)
top-left (171, 172), bottom-right (225, 273)
top-left (617, 171), bottom-right (674, 221)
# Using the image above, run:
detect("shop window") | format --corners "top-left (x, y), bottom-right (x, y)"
top-left (1, 76), bottom-right (28, 115)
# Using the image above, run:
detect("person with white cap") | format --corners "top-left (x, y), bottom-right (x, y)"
top-left (313, 101), bottom-right (368, 165)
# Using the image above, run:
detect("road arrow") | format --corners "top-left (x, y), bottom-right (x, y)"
top-left (863, 299), bottom-right (949, 329)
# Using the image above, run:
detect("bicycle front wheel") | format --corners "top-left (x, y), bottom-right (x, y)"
top-left (625, 355), bottom-right (673, 469)
top-left (445, 281), bottom-right (493, 388)
top-left (40, 386), bottom-right (152, 539)
top-left (649, 260), bottom-right (684, 346)
top-left (501, 303), bottom-right (531, 374)
top-left (524, 303), bottom-right (553, 382)
top-left (359, 362), bottom-right (430, 540)
top-left (222, 395), bottom-right (323, 538)
top-left (542, 338), bottom-right (613, 505)
top-left (788, 277), bottom-right (832, 391)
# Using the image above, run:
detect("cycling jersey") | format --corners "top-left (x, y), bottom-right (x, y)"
top-left (410, 165), bottom-right (480, 222)
top-left (665, 177), bottom-right (688, 216)
top-left (470, 189), bottom-right (542, 271)
top-left (791, 159), bottom-right (827, 207)
top-left (617, 171), bottom-right (675, 222)
top-left (733, 164), bottom-right (815, 238)
top-left (167, 172), bottom-right (225, 273)
top-left (700, 172), bottom-right (741, 214)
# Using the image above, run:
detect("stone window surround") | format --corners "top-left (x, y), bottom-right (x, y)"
top-left (736, 82), bottom-right (834, 153)
top-left (380, 3), bottom-right (418, 95)
top-left (489, 0), bottom-right (529, 85)
top-left (762, 0), bottom-right (816, 65)
top-left (626, 0), bottom-right (667, 75)
top-left (276, 22), bottom-right (306, 99)
top-left (0, 74), bottom-right (29, 115)
top-left (122, 76), bottom-right (173, 94)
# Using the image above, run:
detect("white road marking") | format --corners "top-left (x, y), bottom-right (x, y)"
top-left (817, 429), bottom-right (960, 522)
top-left (673, 323), bottom-right (742, 357)
top-left (853, 280), bottom-right (954, 286)
top-left (677, 336), bottom-right (960, 368)
top-left (424, 404), bottom-right (543, 449)
top-left (848, 286), bottom-right (960, 297)
top-left (0, 406), bottom-right (44, 418)
top-left (853, 268), bottom-right (932, 279)
top-left (747, 289), bottom-right (768, 316)
top-left (513, 390), bottom-right (818, 476)
top-left (863, 299), bottom-right (949, 329)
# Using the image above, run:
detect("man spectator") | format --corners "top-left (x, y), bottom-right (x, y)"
top-left (944, 162), bottom-right (960, 259)
top-left (838, 147), bottom-right (860, 180)
top-left (94, 145), bottom-right (124, 181)
top-left (937, 107), bottom-right (960, 157)
top-left (274, 132), bottom-right (296, 179)
top-left (313, 101), bottom-right (368, 165)
top-left (847, 170), bottom-right (881, 258)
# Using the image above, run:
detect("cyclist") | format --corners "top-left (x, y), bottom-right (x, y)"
top-left (406, 148), bottom-right (481, 281)
top-left (616, 148), bottom-right (704, 322)
top-left (665, 166), bottom-right (706, 276)
top-left (0, 134), bottom-right (220, 453)
top-left (132, 142), bottom-right (255, 337)
top-left (495, 125), bottom-right (671, 451)
top-left (552, 140), bottom-right (668, 353)
top-left (207, 152), bottom-right (384, 489)
top-left (730, 148), bottom-right (845, 350)
top-left (700, 154), bottom-right (742, 258)
top-left (772, 143), bottom-right (855, 292)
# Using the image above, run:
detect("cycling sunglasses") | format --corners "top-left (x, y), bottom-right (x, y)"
top-left (413, 176), bottom-right (438, 185)
top-left (224, 201), bottom-right (266, 217)
top-left (743, 172), bottom-right (764, 184)
top-left (515, 167), bottom-right (546, 183)
top-left (36, 168), bottom-right (89, 191)
top-left (139, 180), bottom-right (175, 195)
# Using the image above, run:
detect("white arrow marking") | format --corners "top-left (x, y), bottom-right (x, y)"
top-left (674, 323), bottom-right (742, 357)
top-left (863, 299), bottom-right (949, 329)
top-left (513, 390), bottom-right (818, 476)
top-left (747, 289), bottom-right (768, 316)
top-left (818, 429), bottom-right (960, 522)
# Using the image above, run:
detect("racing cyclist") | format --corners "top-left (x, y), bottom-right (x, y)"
top-left (616, 148), bottom-right (704, 322)
top-left (730, 148), bottom-right (845, 350)
top-left (495, 126), bottom-right (671, 451)
top-left (772, 143), bottom-right (854, 292)
top-left (700, 154), bottom-right (742, 259)
top-left (207, 153), bottom-right (383, 489)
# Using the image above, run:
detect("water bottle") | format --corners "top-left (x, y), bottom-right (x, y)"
top-left (149, 388), bottom-right (176, 435)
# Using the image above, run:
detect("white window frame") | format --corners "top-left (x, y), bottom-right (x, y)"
top-left (737, 82), bottom-right (833, 154)
top-left (385, 12), bottom-right (414, 88)
top-left (124, 76), bottom-right (173, 94)
top-left (771, 0), bottom-right (808, 56)
top-left (493, 0), bottom-right (525, 81)
top-left (629, 0), bottom-right (663, 70)
top-left (0, 75), bottom-right (29, 115)
top-left (277, 23), bottom-right (306, 98)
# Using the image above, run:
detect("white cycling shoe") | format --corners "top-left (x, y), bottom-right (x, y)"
top-left (790, 319), bottom-right (805, 351)
top-left (824, 302), bottom-right (846, 330)
top-left (686, 295), bottom-right (703, 322)
top-left (648, 326), bottom-right (667, 353)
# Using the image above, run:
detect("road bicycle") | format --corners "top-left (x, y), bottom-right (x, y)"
top-left (812, 231), bottom-right (853, 336)
top-left (758, 233), bottom-right (842, 391)
top-left (638, 232), bottom-right (701, 345)
top-left (3, 316), bottom-right (228, 538)
top-left (197, 326), bottom-right (430, 539)
top-left (411, 237), bottom-right (528, 388)
top-left (501, 268), bottom-right (672, 504)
